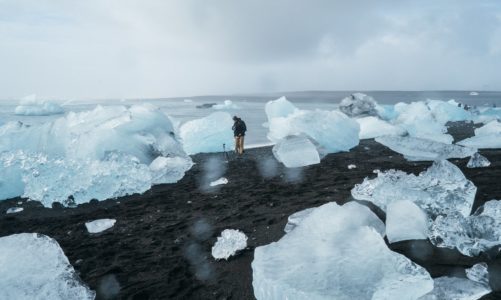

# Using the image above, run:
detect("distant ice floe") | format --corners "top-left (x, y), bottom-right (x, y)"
top-left (0, 233), bottom-right (95, 299)
top-left (209, 177), bottom-right (228, 187)
top-left (14, 95), bottom-right (64, 116)
top-left (375, 135), bottom-right (476, 161)
top-left (0, 104), bottom-right (192, 207)
top-left (351, 160), bottom-right (476, 218)
top-left (211, 229), bottom-right (247, 260)
top-left (265, 97), bottom-right (359, 168)
top-left (458, 120), bottom-right (501, 149)
top-left (470, 91), bottom-right (479, 96)
top-left (386, 200), bottom-right (429, 243)
top-left (467, 153), bottom-right (491, 168)
top-left (6, 207), bottom-right (23, 214)
top-left (180, 112), bottom-right (234, 155)
top-left (252, 202), bottom-right (433, 300)
top-left (429, 200), bottom-right (501, 256)
top-left (339, 93), bottom-right (378, 117)
top-left (85, 219), bottom-right (116, 234)
top-left (213, 100), bottom-right (239, 110)
top-left (272, 135), bottom-right (320, 168)
top-left (419, 276), bottom-right (490, 300)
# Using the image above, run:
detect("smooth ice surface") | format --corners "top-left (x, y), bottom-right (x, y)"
top-left (376, 136), bottom-right (476, 161)
top-left (393, 101), bottom-right (453, 144)
top-left (0, 104), bottom-right (190, 206)
top-left (213, 100), bottom-right (239, 110)
top-left (338, 93), bottom-right (378, 117)
top-left (418, 276), bottom-right (490, 300)
top-left (252, 202), bottom-right (433, 300)
top-left (85, 219), bottom-right (116, 233)
top-left (180, 112), bottom-right (234, 155)
top-left (14, 95), bottom-right (64, 116)
top-left (467, 153), bottom-right (491, 168)
top-left (265, 97), bottom-right (359, 153)
top-left (272, 135), bottom-right (320, 168)
top-left (429, 200), bottom-right (501, 256)
top-left (149, 156), bottom-right (194, 185)
top-left (352, 160), bottom-right (476, 218)
top-left (211, 229), bottom-right (247, 260)
top-left (458, 120), bottom-right (501, 149)
top-left (357, 116), bottom-right (405, 139)
top-left (386, 200), bottom-right (428, 243)
top-left (209, 177), bottom-right (228, 187)
top-left (475, 120), bottom-right (501, 136)
top-left (0, 233), bottom-right (95, 300)
top-left (426, 100), bottom-right (472, 124)
top-left (6, 207), bottom-right (23, 214)
top-left (466, 263), bottom-right (489, 286)
top-left (283, 207), bottom-right (316, 233)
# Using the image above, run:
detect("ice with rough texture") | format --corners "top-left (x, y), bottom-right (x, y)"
top-left (375, 135), bottom-right (477, 161)
top-left (272, 135), bottom-right (320, 168)
top-left (252, 202), bottom-right (433, 300)
top-left (386, 200), bottom-right (428, 243)
top-left (418, 276), bottom-right (490, 300)
top-left (85, 219), bottom-right (116, 233)
top-left (466, 263), bottom-right (489, 286)
top-left (338, 93), bottom-right (378, 117)
top-left (0, 233), bottom-right (95, 300)
top-left (6, 207), bottom-right (23, 214)
top-left (467, 153), bottom-right (491, 168)
top-left (0, 104), bottom-right (191, 205)
top-left (213, 100), bottom-right (239, 110)
top-left (356, 116), bottom-right (405, 139)
top-left (211, 229), bottom-right (247, 260)
top-left (149, 156), bottom-right (194, 185)
top-left (458, 120), bottom-right (501, 149)
top-left (209, 177), bottom-right (228, 187)
top-left (265, 97), bottom-right (360, 153)
top-left (429, 200), bottom-right (501, 256)
top-left (352, 160), bottom-right (476, 218)
top-left (180, 112), bottom-right (234, 155)
top-left (393, 101), bottom-right (453, 144)
top-left (426, 100), bottom-right (472, 124)
top-left (14, 95), bottom-right (64, 116)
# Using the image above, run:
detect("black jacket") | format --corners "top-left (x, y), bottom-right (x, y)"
top-left (232, 120), bottom-right (247, 137)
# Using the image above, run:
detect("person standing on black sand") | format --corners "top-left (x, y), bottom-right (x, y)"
top-left (232, 116), bottom-right (247, 155)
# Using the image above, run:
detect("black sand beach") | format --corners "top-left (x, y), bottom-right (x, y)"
top-left (1, 122), bottom-right (501, 300)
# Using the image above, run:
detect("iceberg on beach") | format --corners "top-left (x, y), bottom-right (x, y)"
top-left (419, 276), bottom-right (490, 300)
top-left (85, 219), bottom-right (116, 233)
top-left (351, 160), bottom-right (476, 218)
top-left (0, 233), bottom-right (95, 300)
top-left (272, 135), bottom-right (320, 168)
top-left (265, 97), bottom-right (360, 154)
top-left (252, 202), bottom-right (433, 300)
top-left (6, 207), bottom-right (23, 214)
top-left (429, 200), bottom-right (501, 256)
top-left (14, 95), bottom-right (64, 116)
top-left (386, 200), bottom-right (428, 243)
top-left (338, 93), bottom-right (378, 117)
top-left (211, 229), bottom-right (247, 260)
top-left (426, 99), bottom-right (473, 124)
top-left (375, 135), bottom-right (476, 161)
top-left (458, 120), bottom-right (501, 149)
top-left (356, 116), bottom-right (405, 139)
top-left (149, 156), bottom-right (194, 185)
top-left (180, 112), bottom-right (234, 155)
top-left (466, 263), bottom-right (489, 286)
top-left (0, 104), bottom-right (192, 206)
top-left (467, 153), bottom-right (491, 168)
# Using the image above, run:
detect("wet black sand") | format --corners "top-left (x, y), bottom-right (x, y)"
top-left (1, 122), bottom-right (500, 299)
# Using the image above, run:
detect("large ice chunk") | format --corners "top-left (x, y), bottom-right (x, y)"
top-left (211, 229), bottom-right (248, 260)
top-left (0, 233), bottom-right (95, 300)
top-left (356, 116), bottom-right (405, 139)
top-left (375, 136), bottom-right (477, 161)
top-left (265, 97), bottom-right (360, 153)
top-left (85, 219), bottom-right (116, 233)
top-left (352, 160), bottom-right (476, 218)
top-left (283, 207), bottom-right (316, 233)
top-left (386, 200), bottom-right (429, 243)
top-left (474, 120), bottom-right (501, 136)
top-left (426, 100), bottom-right (472, 124)
top-left (418, 276), bottom-right (490, 300)
top-left (272, 135), bottom-right (320, 168)
top-left (149, 156), bottom-right (194, 184)
top-left (180, 112), bottom-right (234, 155)
top-left (458, 120), bottom-right (501, 149)
top-left (14, 95), bottom-right (64, 116)
top-left (252, 202), bottom-right (433, 300)
top-left (467, 153), bottom-right (491, 168)
top-left (429, 200), bottom-right (501, 256)
top-left (338, 93), bottom-right (378, 117)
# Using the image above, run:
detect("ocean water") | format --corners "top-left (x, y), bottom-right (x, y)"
top-left (1, 91), bottom-right (500, 146)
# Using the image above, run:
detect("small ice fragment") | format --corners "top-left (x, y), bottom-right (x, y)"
top-left (386, 200), bottom-right (428, 243)
top-left (209, 177), bottom-right (228, 187)
top-left (6, 207), bottom-right (23, 214)
top-left (419, 276), bottom-right (490, 300)
top-left (466, 263), bottom-right (489, 286)
top-left (272, 135), bottom-right (320, 168)
top-left (212, 229), bottom-right (247, 260)
top-left (85, 219), bottom-right (116, 233)
top-left (348, 164), bottom-right (357, 169)
top-left (467, 153), bottom-right (491, 168)
top-left (339, 93), bottom-right (378, 117)
top-left (470, 91), bottom-right (479, 96)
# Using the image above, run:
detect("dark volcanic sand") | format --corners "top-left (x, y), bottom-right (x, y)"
top-left (1, 122), bottom-right (501, 300)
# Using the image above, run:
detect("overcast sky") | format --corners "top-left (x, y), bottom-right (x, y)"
top-left (1, 0), bottom-right (500, 99)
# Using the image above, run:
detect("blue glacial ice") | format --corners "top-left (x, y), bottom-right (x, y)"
top-left (0, 233), bottom-right (95, 300)
top-left (338, 93), bottom-right (378, 117)
top-left (386, 200), bottom-right (429, 243)
top-left (418, 276), bottom-right (490, 300)
top-left (356, 116), bottom-right (406, 139)
top-left (272, 135), bottom-right (320, 168)
top-left (85, 219), bottom-right (116, 234)
top-left (14, 95), bottom-right (64, 116)
top-left (458, 120), bottom-right (501, 149)
top-left (252, 202), bottom-right (433, 300)
top-left (467, 153), bottom-right (491, 168)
